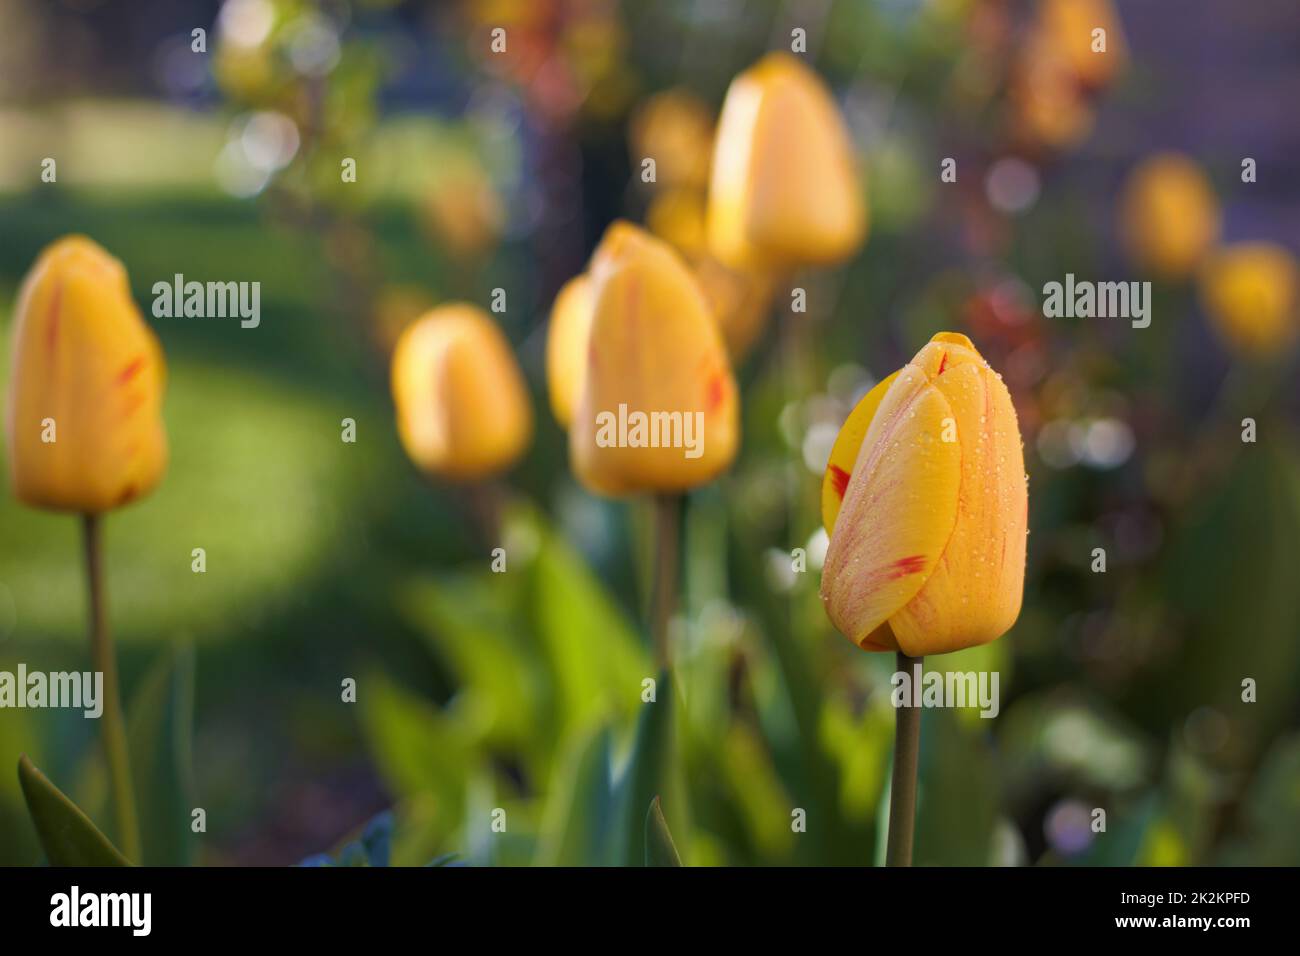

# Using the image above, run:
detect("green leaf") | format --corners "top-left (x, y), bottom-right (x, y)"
top-left (912, 709), bottom-right (999, 866)
top-left (611, 670), bottom-right (674, 866)
top-left (645, 796), bottom-right (683, 866)
top-left (529, 524), bottom-right (650, 733)
top-left (398, 570), bottom-right (543, 751)
top-left (356, 671), bottom-right (471, 840)
top-left (127, 644), bottom-right (197, 866)
top-left (536, 726), bottom-right (615, 866)
top-left (17, 755), bottom-right (130, 867)
top-left (731, 534), bottom-right (856, 864)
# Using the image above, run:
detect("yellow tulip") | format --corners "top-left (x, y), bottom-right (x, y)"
top-left (645, 188), bottom-right (776, 362)
top-left (420, 163), bottom-right (504, 262)
top-left (1009, 39), bottom-right (1096, 150)
top-left (1119, 153), bottom-right (1221, 279)
top-left (6, 236), bottom-right (168, 514)
top-left (545, 221), bottom-right (656, 428)
top-left (545, 273), bottom-right (593, 428)
top-left (1199, 242), bottom-right (1299, 358)
top-left (1036, 0), bottom-right (1127, 91)
top-left (565, 223), bottom-right (739, 495)
top-left (390, 304), bottom-right (532, 481)
top-left (820, 332), bottom-right (1027, 656)
top-left (707, 52), bottom-right (867, 271)
top-left (629, 89), bottom-right (716, 191)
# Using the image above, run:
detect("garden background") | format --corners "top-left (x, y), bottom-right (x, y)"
top-left (1, 0), bottom-right (1298, 866)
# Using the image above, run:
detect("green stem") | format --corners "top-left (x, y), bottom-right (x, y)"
top-left (82, 514), bottom-right (141, 863)
top-left (886, 651), bottom-right (922, 867)
top-left (649, 494), bottom-right (681, 670)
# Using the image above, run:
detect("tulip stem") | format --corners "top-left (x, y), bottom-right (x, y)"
top-left (886, 651), bottom-right (922, 867)
top-left (81, 514), bottom-right (141, 863)
top-left (649, 494), bottom-right (680, 670)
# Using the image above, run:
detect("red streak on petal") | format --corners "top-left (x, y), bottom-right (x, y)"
top-left (705, 371), bottom-right (725, 412)
top-left (936, 351), bottom-right (948, 375)
top-left (116, 484), bottom-right (137, 506)
top-left (117, 356), bottom-right (145, 386)
top-left (828, 464), bottom-right (850, 499)
top-left (45, 283), bottom-right (63, 354)
top-left (886, 554), bottom-right (927, 580)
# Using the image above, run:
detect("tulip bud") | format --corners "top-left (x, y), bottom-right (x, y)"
top-left (545, 274), bottom-right (593, 429)
top-left (629, 90), bottom-right (716, 192)
top-left (1199, 242), bottom-right (1299, 359)
top-left (1119, 153), bottom-right (1221, 280)
top-left (545, 221), bottom-right (657, 429)
top-left (419, 160), bottom-right (504, 262)
top-left (1009, 39), bottom-right (1096, 150)
top-left (566, 224), bottom-right (739, 495)
top-left (1036, 0), bottom-right (1128, 92)
top-left (708, 52), bottom-right (867, 271)
top-left (820, 333), bottom-right (1027, 656)
top-left (390, 304), bottom-right (532, 481)
top-left (6, 236), bottom-right (168, 514)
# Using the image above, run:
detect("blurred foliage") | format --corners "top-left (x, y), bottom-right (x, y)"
top-left (1, 0), bottom-right (1299, 867)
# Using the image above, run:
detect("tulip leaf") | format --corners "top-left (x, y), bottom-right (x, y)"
top-left (356, 671), bottom-right (472, 839)
top-left (645, 796), bottom-right (683, 866)
top-left (127, 643), bottom-right (196, 866)
top-left (398, 570), bottom-right (544, 751)
top-left (611, 670), bottom-right (674, 866)
top-left (912, 708), bottom-right (998, 865)
top-left (0, 673), bottom-right (43, 865)
top-left (17, 755), bottom-right (130, 867)
top-left (732, 535), bottom-right (858, 864)
top-left (529, 525), bottom-right (650, 734)
top-left (535, 725), bottom-right (615, 866)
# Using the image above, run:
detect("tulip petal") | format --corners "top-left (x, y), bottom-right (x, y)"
top-left (570, 233), bottom-right (739, 495)
top-left (708, 53), bottom-right (866, 270)
top-left (819, 365), bottom-right (961, 649)
top-left (6, 236), bottom-right (168, 513)
top-left (391, 305), bottom-right (532, 481)
top-left (1198, 242), bottom-right (1299, 358)
top-left (888, 360), bottom-right (1028, 656)
top-left (545, 274), bottom-right (593, 427)
top-left (1119, 153), bottom-right (1220, 279)
top-left (820, 370), bottom-right (898, 534)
